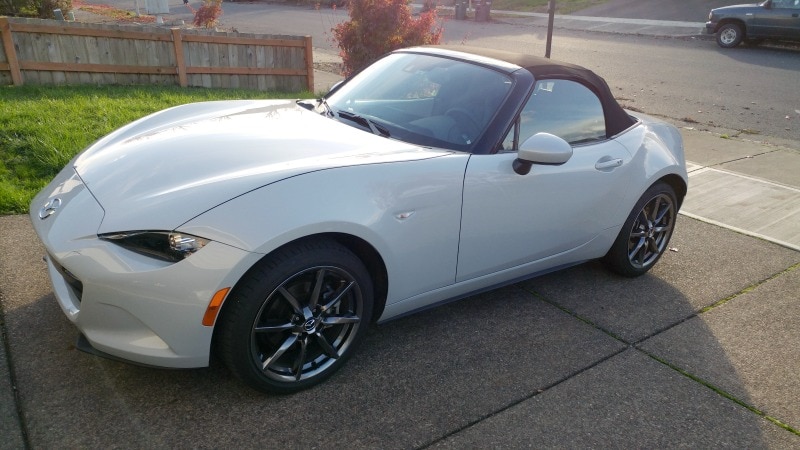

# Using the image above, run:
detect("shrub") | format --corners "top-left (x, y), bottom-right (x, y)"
top-left (193, 0), bottom-right (223, 28)
top-left (1, 0), bottom-right (29, 16)
top-left (332, 0), bottom-right (443, 77)
top-left (0, 0), bottom-right (71, 18)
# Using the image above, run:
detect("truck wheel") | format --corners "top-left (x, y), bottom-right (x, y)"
top-left (716, 23), bottom-right (743, 48)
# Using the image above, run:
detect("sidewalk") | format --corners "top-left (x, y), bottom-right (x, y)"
top-left (681, 128), bottom-right (800, 252)
top-left (477, 9), bottom-right (705, 38)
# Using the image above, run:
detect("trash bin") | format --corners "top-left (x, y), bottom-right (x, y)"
top-left (454, 1), bottom-right (467, 20)
top-left (475, 0), bottom-right (491, 22)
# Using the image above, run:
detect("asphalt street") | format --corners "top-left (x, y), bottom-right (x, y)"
top-left (2, 2), bottom-right (800, 448)
top-left (576, 0), bottom-right (735, 22)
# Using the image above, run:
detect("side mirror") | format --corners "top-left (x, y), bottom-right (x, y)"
top-left (513, 132), bottom-right (573, 175)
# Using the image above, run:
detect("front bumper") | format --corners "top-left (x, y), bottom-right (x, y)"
top-left (30, 166), bottom-right (258, 368)
top-left (705, 21), bottom-right (718, 34)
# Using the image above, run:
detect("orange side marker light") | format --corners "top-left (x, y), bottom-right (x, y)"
top-left (202, 287), bottom-right (230, 326)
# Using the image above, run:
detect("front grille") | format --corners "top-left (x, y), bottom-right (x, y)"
top-left (50, 255), bottom-right (83, 302)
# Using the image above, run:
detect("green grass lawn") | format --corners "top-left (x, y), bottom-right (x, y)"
top-left (0, 85), bottom-right (310, 215)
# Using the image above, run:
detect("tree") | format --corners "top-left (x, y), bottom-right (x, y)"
top-left (192, 0), bottom-right (223, 29)
top-left (332, 0), bottom-right (442, 77)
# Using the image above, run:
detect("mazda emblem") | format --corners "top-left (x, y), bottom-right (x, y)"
top-left (39, 197), bottom-right (62, 220)
top-left (303, 318), bottom-right (317, 333)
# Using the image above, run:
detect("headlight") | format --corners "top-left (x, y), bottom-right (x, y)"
top-left (100, 231), bottom-right (210, 262)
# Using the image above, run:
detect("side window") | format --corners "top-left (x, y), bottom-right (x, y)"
top-left (773, 0), bottom-right (799, 8)
top-left (501, 79), bottom-right (606, 151)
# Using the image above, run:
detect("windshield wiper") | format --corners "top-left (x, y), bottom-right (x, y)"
top-left (317, 97), bottom-right (335, 117)
top-left (336, 110), bottom-right (390, 137)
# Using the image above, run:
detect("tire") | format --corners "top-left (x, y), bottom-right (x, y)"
top-left (716, 23), bottom-right (744, 48)
top-left (216, 238), bottom-right (373, 393)
top-left (603, 182), bottom-right (677, 277)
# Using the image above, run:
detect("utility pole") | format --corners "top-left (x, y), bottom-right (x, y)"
top-left (545, 0), bottom-right (555, 58)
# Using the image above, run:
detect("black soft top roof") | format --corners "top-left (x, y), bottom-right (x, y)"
top-left (400, 46), bottom-right (636, 138)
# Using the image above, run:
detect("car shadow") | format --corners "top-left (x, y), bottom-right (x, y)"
top-left (1, 214), bottom-right (798, 447)
top-left (707, 40), bottom-right (800, 68)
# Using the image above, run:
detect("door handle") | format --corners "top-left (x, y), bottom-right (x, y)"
top-left (595, 158), bottom-right (623, 170)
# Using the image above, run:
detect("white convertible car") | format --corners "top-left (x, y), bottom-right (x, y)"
top-left (30, 46), bottom-right (687, 393)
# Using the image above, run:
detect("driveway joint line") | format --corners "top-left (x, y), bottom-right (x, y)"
top-left (416, 346), bottom-right (630, 449)
top-left (706, 149), bottom-right (782, 168)
top-left (520, 265), bottom-right (800, 438)
top-left (625, 264), bottom-right (799, 347)
top-left (522, 286), bottom-right (629, 344)
top-left (698, 262), bottom-right (799, 314)
top-left (639, 348), bottom-right (800, 437)
top-left (679, 212), bottom-right (800, 253)
top-left (414, 285), bottom-right (634, 448)
top-left (687, 162), bottom-right (800, 192)
top-left (524, 285), bottom-right (699, 350)
top-left (0, 291), bottom-right (31, 450)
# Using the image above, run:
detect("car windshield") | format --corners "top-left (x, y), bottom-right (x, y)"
top-left (324, 52), bottom-right (513, 152)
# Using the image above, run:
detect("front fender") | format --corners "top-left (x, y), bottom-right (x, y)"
top-left (179, 154), bottom-right (470, 304)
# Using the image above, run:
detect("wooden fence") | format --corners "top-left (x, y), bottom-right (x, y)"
top-left (0, 17), bottom-right (314, 91)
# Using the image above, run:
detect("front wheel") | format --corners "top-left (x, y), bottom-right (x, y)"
top-left (716, 23), bottom-right (744, 48)
top-left (216, 238), bottom-right (373, 393)
top-left (603, 182), bottom-right (677, 277)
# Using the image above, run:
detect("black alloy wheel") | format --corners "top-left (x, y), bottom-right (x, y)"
top-left (603, 182), bottom-right (677, 277)
top-left (217, 238), bottom-right (373, 393)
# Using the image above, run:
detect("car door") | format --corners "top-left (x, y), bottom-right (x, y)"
top-left (755, 0), bottom-right (800, 38)
top-left (456, 79), bottom-right (633, 282)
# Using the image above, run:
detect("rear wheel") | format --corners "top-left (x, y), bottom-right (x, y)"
top-left (217, 238), bottom-right (373, 393)
top-left (716, 23), bottom-right (744, 48)
top-left (603, 182), bottom-right (677, 277)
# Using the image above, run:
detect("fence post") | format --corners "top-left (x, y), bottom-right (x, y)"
top-left (171, 28), bottom-right (188, 87)
top-left (0, 18), bottom-right (23, 86)
top-left (304, 35), bottom-right (314, 92)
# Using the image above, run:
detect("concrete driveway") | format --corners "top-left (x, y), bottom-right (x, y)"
top-left (2, 136), bottom-right (799, 447)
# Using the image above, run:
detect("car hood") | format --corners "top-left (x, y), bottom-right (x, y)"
top-left (74, 99), bottom-right (449, 233)
top-left (711, 3), bottom-right (762, 14)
